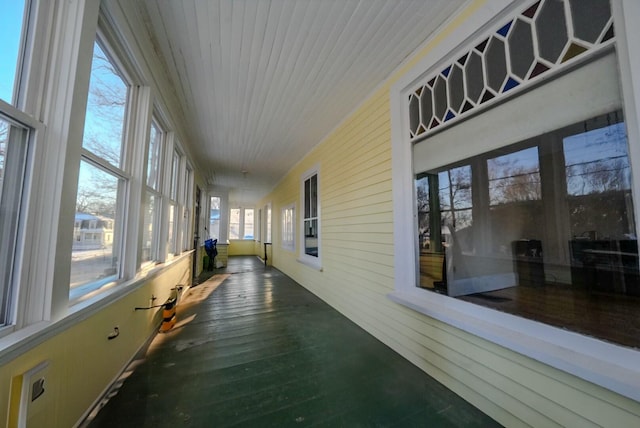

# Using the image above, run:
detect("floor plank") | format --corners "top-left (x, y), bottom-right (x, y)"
top-left (86, 256), bottom-right (500, 427)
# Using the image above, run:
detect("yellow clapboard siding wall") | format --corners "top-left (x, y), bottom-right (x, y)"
top-left (255, 1), bottom-right (640, 426)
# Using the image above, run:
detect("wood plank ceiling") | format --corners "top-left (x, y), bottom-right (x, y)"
top-left (136, 0), bottom-right (467, 205)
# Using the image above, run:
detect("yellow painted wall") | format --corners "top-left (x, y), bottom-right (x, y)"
top-left (1, 255), bottom-right (192, 427)
top-left (255, 2), bottom-right (640, 426)
top-left (228, 240), bottom-right (258, 256)
top-left (216, 243), bottom-right (229, 267)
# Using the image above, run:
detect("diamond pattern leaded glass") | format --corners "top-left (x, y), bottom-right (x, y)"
top-left (407, 0), bottom-right (614, 141)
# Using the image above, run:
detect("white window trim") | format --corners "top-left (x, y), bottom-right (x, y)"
top-left (281, 203), bottom-right (295, 252)
top-left (298, 165), bottom-right (321, 270)
top-left (389, 0), bottom-right (640, 402)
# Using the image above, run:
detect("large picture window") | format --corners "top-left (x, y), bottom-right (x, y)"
top-left (416, 111), bottom-right (639, 348)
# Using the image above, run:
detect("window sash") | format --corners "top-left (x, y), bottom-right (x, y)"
top-left (229, 208), bottom-right (240, 239)
top-left (146, 119), bottom-right (163, 190)
top-left (0, 117), bottom-right (30, 325)
top-left (141, 190), bottom-right (160, 264)
top-left (244, 208), bottom-right (254, 239)
top-left (70, 159), bottom-right (125, 301)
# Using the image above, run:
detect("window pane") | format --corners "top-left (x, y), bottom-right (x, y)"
top-left (415, 111), bottom-right (640, 348)
top-left (244, 209), bottom-right (254, 239)
top-left (82, 41), bottom-right (128, 167)
top-left (0, 0), bottom-right (26, 104)
top-left (71, 160), bottom-right (122, 300)
top-left (304, 219), bottom-right (318, 257)
top-left (170, 150), bottom-right (179, 200)
top-left (141, 192), bottom-right (157, 263)
top-left (304, 179), bottom-right (310, 218)
top-left (183, 168), bottom-right (192, 251)
top-left (229, 208), bottom-right (240, 239)
top-left (488, 147), bottom-right (543, 256)
top-left (167, 203), bottom-right (176, 256)
top-left (488, 147), bottom-right (540, 205)
top-left (209, 197), bottom-right (220, 240)
top-left (0, 117), bottom-right (29, 324)
top-left (147, 121), bottom-right (162, 190)
top-left (564, 120), bottom-right (633, 240)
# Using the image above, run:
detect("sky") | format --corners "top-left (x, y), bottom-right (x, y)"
top-left (0, 0), bottom-right (26, 104)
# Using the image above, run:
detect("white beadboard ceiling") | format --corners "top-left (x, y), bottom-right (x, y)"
top-left (137, 0), bottom-right (467, 205)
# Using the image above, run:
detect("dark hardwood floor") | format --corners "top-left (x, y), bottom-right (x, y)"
top-left (85, 256), bottom-right (499, 427)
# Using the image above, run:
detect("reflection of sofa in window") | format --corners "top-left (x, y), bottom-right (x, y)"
top-left (570, 239), bottom-right (640, 296)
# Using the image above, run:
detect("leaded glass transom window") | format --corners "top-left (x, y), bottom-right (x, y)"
top-left (407, 0), bottom-right (614, 141)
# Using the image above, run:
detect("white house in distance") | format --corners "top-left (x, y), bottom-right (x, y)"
top-left (73, 213), bottom-right (114, 250)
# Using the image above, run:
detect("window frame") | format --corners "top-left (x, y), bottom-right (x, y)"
top-left (298, 166), bottom-right (321, 269)
top-left (164, 141), bottom-right (183, 259)
top-left (140, 114), bottom-right (165, 266)
top-left (228, 207), bottom-right (255, 241)
top-left (389, 0), bottom-right (640, 403)
top-left (0, 101), bottom-right (42, 335)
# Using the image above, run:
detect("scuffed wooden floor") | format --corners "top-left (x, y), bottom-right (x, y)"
top-left (88, 256), bottom-right (500, 427)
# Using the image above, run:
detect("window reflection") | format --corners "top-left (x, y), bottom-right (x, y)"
top-left (415, 111), bottom-right (640, 348)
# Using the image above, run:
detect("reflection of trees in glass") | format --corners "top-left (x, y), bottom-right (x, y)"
top-left (438, 166), bottom-right (472, 230)
top-left (564, 122), bottom-right (634, 239)
top-left (566, 158), bottom-right (629, 195)
top-left (488, 147), bottom-right (541, 205)
top-left (83, 42), bottom-right (128, 166)
top-left (416, 167), bottom-right (473, 253)
top-left (416, 175), bottom-right (429, 226)
top-left (564, 123), bottom-right (630, 196)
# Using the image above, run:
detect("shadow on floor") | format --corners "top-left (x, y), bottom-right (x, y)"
top-left (86, 256), bottom-right (500, 427)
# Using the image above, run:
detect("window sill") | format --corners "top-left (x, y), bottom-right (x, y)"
top-left (296, 257), bottom-right (323, 271)
top-left (387, 287), bottom-right (640, 402)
